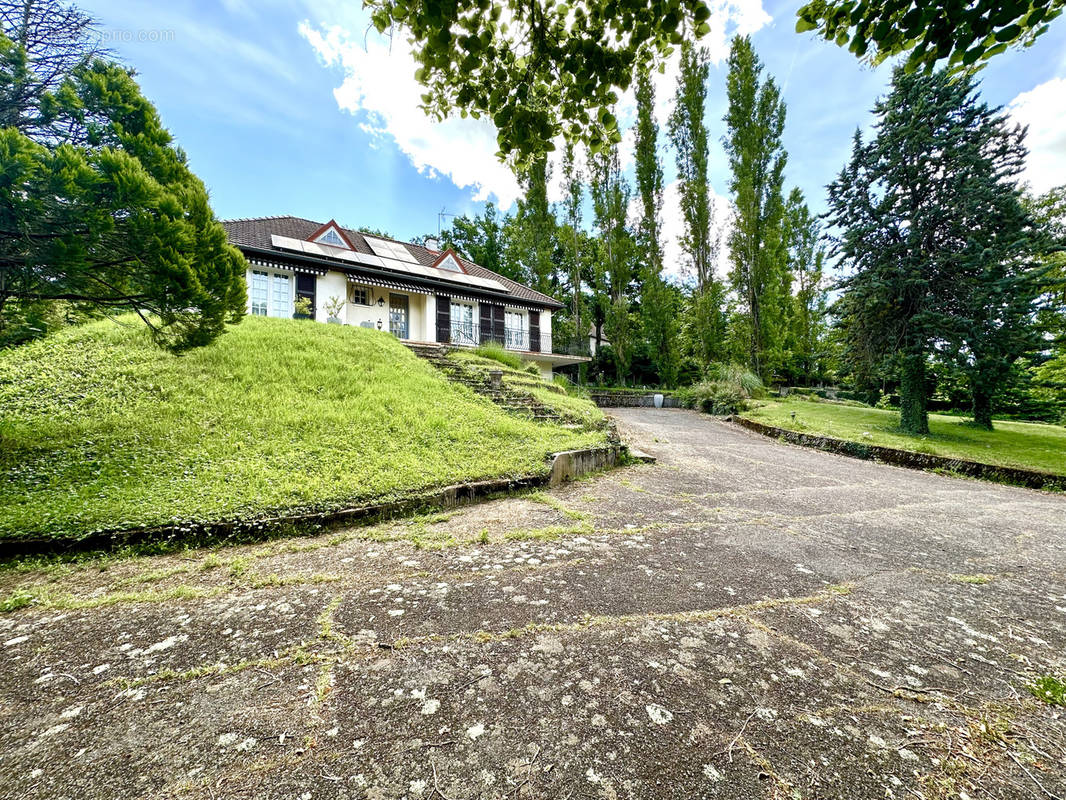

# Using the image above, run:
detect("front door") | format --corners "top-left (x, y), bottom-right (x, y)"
top-left (389, 293), bottom-right (409, 339)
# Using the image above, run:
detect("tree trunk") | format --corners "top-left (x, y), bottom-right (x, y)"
top-left (899, 353), bottom-right (929, 434)
top-left (971, 374), bottom-right (994, 430)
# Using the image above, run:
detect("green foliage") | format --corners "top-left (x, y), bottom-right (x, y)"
top-left (589, 140), bottom-right (636, 383)
top-left (634, 64), bottom-right (678, 387)
top-left (744, 399), bottom-right (1066, 476)
top-left (782, 188), bottom-right (829, 384)
top-left (724, 35), bottom-right (790, 381)
top-left (472, 340), bottom-right (524, 370)
top-left (440, 203), bottom-right (512, 280)
top-left (795, 0), bottom-right (1064, 73)
top-left (1027, 674), bottom-right (1066, 707)
top-left (293, 296), bottom-right (313, 318)
top-left (0, 3), bottom-right (246, 350)
top-left (366, 0), bottom-right (716, 165)
top-left (677, 363), bottom-right (765, 415)
top-left (0, 316), bottom-right (604, 541)
top-left (829, 68), bottom-right (1045, 434)
top-left (668, 41), bottom-right (716, 295)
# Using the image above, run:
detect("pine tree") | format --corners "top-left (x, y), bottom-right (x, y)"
top-left (634, 64), bottom-right (677, 385)
top-left (828, 68), bottom-right (1046, 433)
top-left (724, 35), bottom-right (790, 380)
top-left (0, 2), bottom-right (245, 350)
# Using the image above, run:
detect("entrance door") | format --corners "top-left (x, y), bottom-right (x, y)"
top-left (389, 293), bottom-right (409, 339)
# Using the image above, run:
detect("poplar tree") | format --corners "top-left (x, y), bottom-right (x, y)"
top-left (559, 141), bottom-right (585, 352)
top-left (633, 64), bottom-right (677, 385)
top-left (783, 188), bottom-right (827, 383)
top-left (724, 35), bottom-right (789, 380)
top-left (589, 140), bottom-right (635, 383)
top-left (667, 41), bottom-right (724, 370)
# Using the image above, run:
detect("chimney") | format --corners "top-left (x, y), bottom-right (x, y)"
top-left (424, 236), bottom-right (440, 251)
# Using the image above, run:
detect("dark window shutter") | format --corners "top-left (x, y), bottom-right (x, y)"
top-left (436, 295), bottom-right (451, 343)
top-left (528, 310), bottom-right (541, 352)
top-left (479, 302), bottom-right (493, 344)
top-left (295, 273), bottom-right (316, 318)
top-left (492, 304), bottom-right (505, 344)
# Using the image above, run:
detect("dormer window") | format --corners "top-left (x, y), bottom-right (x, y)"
top-left (308, 219), bottom-right (353, 250)
top-left (431, 249), bottom-right (467, 274)
top-left (317, 228), bottom-right (345, 247)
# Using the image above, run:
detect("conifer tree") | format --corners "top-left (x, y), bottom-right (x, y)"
top-left (828, 68), bottom-right (1046, 432)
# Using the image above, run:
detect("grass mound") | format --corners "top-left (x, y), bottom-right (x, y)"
top-left (0, 317), bottom-right (605, 542)
top-left (742, 398), bottom-right (1066, 476)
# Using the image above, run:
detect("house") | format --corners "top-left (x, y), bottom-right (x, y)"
top-left (222, 216), bottom-right (589, 378)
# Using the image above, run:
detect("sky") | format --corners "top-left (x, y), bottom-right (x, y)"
top-left (81, 0), bottom-right (1066, 279)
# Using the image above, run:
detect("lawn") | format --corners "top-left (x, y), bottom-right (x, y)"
top-left (0, 317), bottom-right (606, 542)
top-left (741, 398), bottom-right (1066, 476)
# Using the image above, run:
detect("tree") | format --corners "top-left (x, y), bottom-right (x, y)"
top-left (783, 188), bottom-right (828, 384)
top-left (589, 140), bottom-right (635, 383)
top-left (439, 204), bottom-right (510, 278)
top-left (795, 0), bottom-right (1064, 73)
top-left (828, 68), bottom-right (1045, 433)
top-left (724, 35), bottom-right (789, 380)
top-left (366, 0), bottom-right (715, 165)
top-left (633, 64), bottom-right (677, 385)
top-left (558, 140), bottom-right (586, 354)
top-left (0, 0), bottom-right (246, 350)
top-left (667, 41), bottom-right (713, 293)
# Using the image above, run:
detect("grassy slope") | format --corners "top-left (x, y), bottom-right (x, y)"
top-left (0, 317), bottom-right (605, 541)
top-left (449, 350), bottom-right (606, 427)
top-left (742, 398), bottom-right (1066, 476)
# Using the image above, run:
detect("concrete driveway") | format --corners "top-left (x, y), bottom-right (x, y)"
top-left (2, 408), bottom-right (1064, 799)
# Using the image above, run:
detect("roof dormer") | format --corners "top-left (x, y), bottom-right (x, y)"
top-left (307, 219), bottom-right (355, 250)
top-left (431, 249), bottom-right (467, 274)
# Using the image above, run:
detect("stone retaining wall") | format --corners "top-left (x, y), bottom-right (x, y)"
top-left (589, 391), bottom-right (681, 408)
top-left (0, 444), bottom-right (633, 557)
top-left (733, 416), bottom-right (1066, 492)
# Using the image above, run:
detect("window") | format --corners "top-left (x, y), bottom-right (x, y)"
top-left (271, 274), bottom-right (292, 318)
top-left (348, 285), bottom-right (369, 305)
top-left (250, 271), bottom-right (268, 316)
top-left (437, 253), bottom-right (463, 272)
top-left (317, 228), bottom-right (345, 247)
top-left (505, 309), bottom-right (526, 350)
top-left (249, 269), bottom-right (293, 318)
top-left (450, 301), bottom-right (475, 345)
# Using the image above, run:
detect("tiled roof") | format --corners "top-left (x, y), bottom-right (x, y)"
top-left (222, 215), bottom-right (563, 308)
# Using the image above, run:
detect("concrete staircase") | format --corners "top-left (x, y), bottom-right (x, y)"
top-left (405, 343), bottom-right (575, 426)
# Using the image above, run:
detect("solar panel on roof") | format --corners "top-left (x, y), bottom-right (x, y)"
top-left (365, 236), bottom-right (418, 264)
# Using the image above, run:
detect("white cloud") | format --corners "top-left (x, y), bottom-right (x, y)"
top-left (299, 20), bottom-right (522, 209)
top-left (300, 2), bottom-right (771, 211)
top-left (1008, 77), bottom-right (1066, 195)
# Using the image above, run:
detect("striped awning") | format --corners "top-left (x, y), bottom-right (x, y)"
top-left (247, 257), bottom-right (327, 276)
top-left (346, 274), bottom-right (432, 296)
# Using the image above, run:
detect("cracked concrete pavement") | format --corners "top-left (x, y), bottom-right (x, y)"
top-left (1, 408), bottom-right (1064, 799)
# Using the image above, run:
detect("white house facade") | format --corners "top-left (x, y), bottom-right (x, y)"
top-left (223, 216), bottom-right (589, 379)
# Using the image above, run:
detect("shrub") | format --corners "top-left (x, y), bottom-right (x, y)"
top-left (473, 341), bottom-right (523, 370)
top-left (677, 363), bottom-right (765, 416)
top-left (523, 361), bottom-right (540, 376)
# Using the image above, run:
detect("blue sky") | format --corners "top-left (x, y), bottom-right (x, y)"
top-left (82, 0), bottom-right (1066, 273)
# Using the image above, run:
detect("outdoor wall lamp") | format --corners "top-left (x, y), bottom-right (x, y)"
top-left (376, 319), bottom-right (383, 330)
top-left (377, 297), bottom-right (385, 307)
